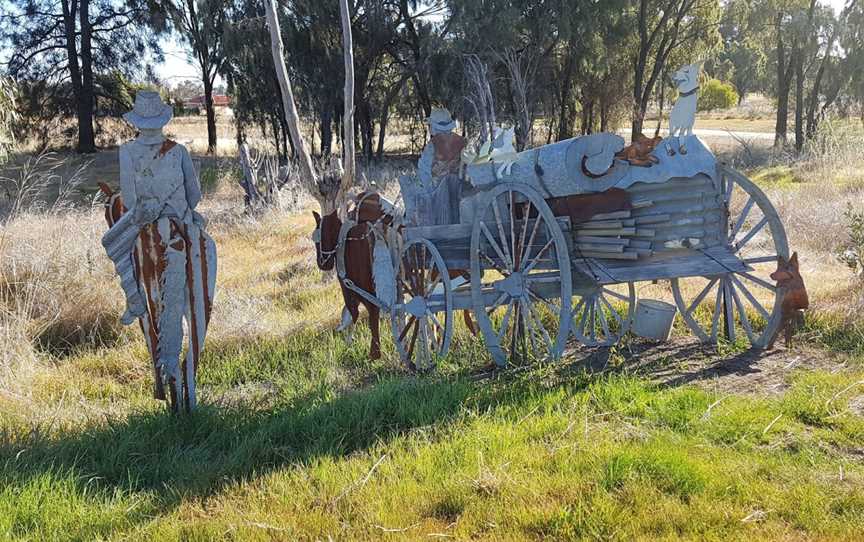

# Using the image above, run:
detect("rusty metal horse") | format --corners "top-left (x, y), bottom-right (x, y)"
top-left (98, 182), bottom-right (216, 412)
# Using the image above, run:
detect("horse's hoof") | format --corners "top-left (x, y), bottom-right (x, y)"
top-left (679, 146), bottom-right (687, 155)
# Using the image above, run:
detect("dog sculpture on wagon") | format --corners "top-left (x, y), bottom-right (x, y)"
top-left (312, 62), bottom-right (809, 371)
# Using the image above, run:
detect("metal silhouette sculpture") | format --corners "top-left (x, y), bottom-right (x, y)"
top-left (100, 91), bottom-right (217, 413)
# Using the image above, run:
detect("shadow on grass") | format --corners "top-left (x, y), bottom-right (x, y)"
top-left (0, 374), bottom-right (476, 502)
top-left (0, 329), bottom-right (825, 535)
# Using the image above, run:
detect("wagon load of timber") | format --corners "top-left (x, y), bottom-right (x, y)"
top-left (459, 134), bottom-right (721, 262)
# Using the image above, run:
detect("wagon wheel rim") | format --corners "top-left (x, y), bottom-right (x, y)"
top-left (390, 238), bottom-right (453, 370)
top-left (671, 165), bottom-right (789, 348)
top-left (572, 283), bottom-right (635, 347)
top-left (470, 183), bottom-right (572, 367)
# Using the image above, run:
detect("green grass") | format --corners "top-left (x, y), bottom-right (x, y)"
top-left (1, 324), bottom-right (863, 540)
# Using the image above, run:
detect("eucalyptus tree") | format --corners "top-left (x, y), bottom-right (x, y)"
top-left (221, 0), bottom-right (293, 157)
top-left (167, 0), bottom-right (232, 153)
top-left (629, 0), bottom-right (722, 139)
top-left (1, 0), bottom-right (166, 153)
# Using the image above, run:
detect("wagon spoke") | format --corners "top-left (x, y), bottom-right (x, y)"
top-left (480, 221), bottom-right (512, 272)
top-left (428, 311), bottom-right (445, 335)
top-left (519, 300), bottom-right (537, 352)
top-left (481, 250), bottom-right (510, 276)
top-left (599, 294), bottom-right (624, 328)
top-left (601, 287), bottom-right (630, 303)
top-left (517, 201), bottom-right (531, 269)
top-left (734, 216), bottom-right (768, 252)
top-left (522, 239), bottom-right (555, 274)
top-left (730, 281), bottom-right (755, 343)
top-left (744, 255), bottom-right (780, 265)
top-left (686, 277), bottom-right (719, 317)
top-left (577, 300), bottom-right (589, 337)
top-left (492, 196), bottom-right (514, 269)
top-left (496, 300), bottom-right (516, 343)
top-left (522, 211), bottom-right (544, 269)
top-left (425, 274), bottom-right (443, 297)
top-left (526, 299), bottom-right (554, 350)
top-left (730, 196), bottom-right (756, 240)
top-left (724, 173), bottom-right (735, 204)
top-left (526, 285), bottom-right (559, 316)
top-left (406, 319), bottom-right (420, 360)
top-left (739, 271), bottom-right (777, 292)
top-left (509, 191), bottom-right (518, 269)
top-left (398, 316), bottom-right (417, 342)
top-left (709, 285), bottom-right (723, 342)
top-left (730, 274), bottom-right (770, 321)
top-left (723, 280), bottom-right (737, 343)
top-left (487, 291), bottom-right (509, 316)
top-left (596, 297), bottom-right (611, 340)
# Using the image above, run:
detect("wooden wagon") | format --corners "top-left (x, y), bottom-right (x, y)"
top-left (372, 133), bottom-right (788, 369)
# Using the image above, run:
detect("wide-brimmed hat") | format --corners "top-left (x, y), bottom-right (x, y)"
top-left (426, 108), bottom-right (456, 133)
top-left (123, 90), bottom-right (172, 129)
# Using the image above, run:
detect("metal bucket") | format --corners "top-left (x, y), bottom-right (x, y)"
top-left (633, 299), bottom-right (677, 341)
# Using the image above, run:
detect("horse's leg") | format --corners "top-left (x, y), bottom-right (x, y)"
top-left (367, 301), bottom-right (381, 360)
top-left (156, 220), bottom-right (188, 413)
top-left (463, 309), bottom-right (478, 336)
top-left (181, 224), bottom-right (212, 412)
top-left (137, 225), bottom-right (164, 400)
top-left (342, 291), bottom-right (360, 345)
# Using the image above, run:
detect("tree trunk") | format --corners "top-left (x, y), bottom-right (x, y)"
top-left (774, 13), bottom-right (791, 148)
top-left (557, 40), bottom-right (577, 140)
top-left (265, 0), bottom-right (320, 202)
top-left (320, 107), bottom-right (333, 156)
top-left (631, 0), bottom-right (649, 141)
top-left (794, 49), bottom-right (804, 153)
top-left (203, 77), bottom-right (217, 154)
top-left (339, 0), bottom-right (355, 190)
top-left (63, 0), bottom-right (96, 153)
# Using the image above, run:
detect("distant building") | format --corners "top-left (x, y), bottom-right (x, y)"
top-left (181, 95), bottom-right (232, 116)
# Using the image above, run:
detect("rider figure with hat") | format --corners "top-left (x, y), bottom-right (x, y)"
top-left (101, 90), bottom-right (211, 409)
top-left (412, 108), bottom-right (466, 225)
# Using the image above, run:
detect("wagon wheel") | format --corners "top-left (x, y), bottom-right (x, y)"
top-left (671, 165), bottom-right (789, 348)
top-left (572, 283), bottom-right (636, 347)
top-left (470, 183), bottom-right (572, 367)
top-left (391, 238), bottom-right (453, 371)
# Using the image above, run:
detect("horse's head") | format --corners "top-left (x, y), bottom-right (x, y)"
top-left (98, 182), bottom-right (126, 227)
top-left (312, 209), bottom-right (341, 271)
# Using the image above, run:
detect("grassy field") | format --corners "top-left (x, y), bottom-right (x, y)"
top-left (1, 115), bottom-right (863, 540)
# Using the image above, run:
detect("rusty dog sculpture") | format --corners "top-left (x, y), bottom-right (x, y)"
top-left (768, 252), bottom-right (809, 349)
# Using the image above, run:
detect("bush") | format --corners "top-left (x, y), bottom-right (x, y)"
top-left (698, 79), bottom-right (739, 112)
top-left (839, 203), bottom-right (864, 279)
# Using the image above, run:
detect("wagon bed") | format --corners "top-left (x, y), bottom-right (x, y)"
top-left (388, 134), bottom-right (787, 368)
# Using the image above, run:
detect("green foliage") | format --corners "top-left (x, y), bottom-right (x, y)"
top-left (698, 79), bottom-right (739, 111)
top-left (839, 203), bottom-right (864, 279)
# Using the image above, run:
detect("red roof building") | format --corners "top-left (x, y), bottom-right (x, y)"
top-left (184, 94), bottom-right (231, 108)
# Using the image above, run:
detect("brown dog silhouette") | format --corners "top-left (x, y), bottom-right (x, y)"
top-left (615, 132), bottom-right (663, 167)
top-left (767, 252), bottom-right (809, 349)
